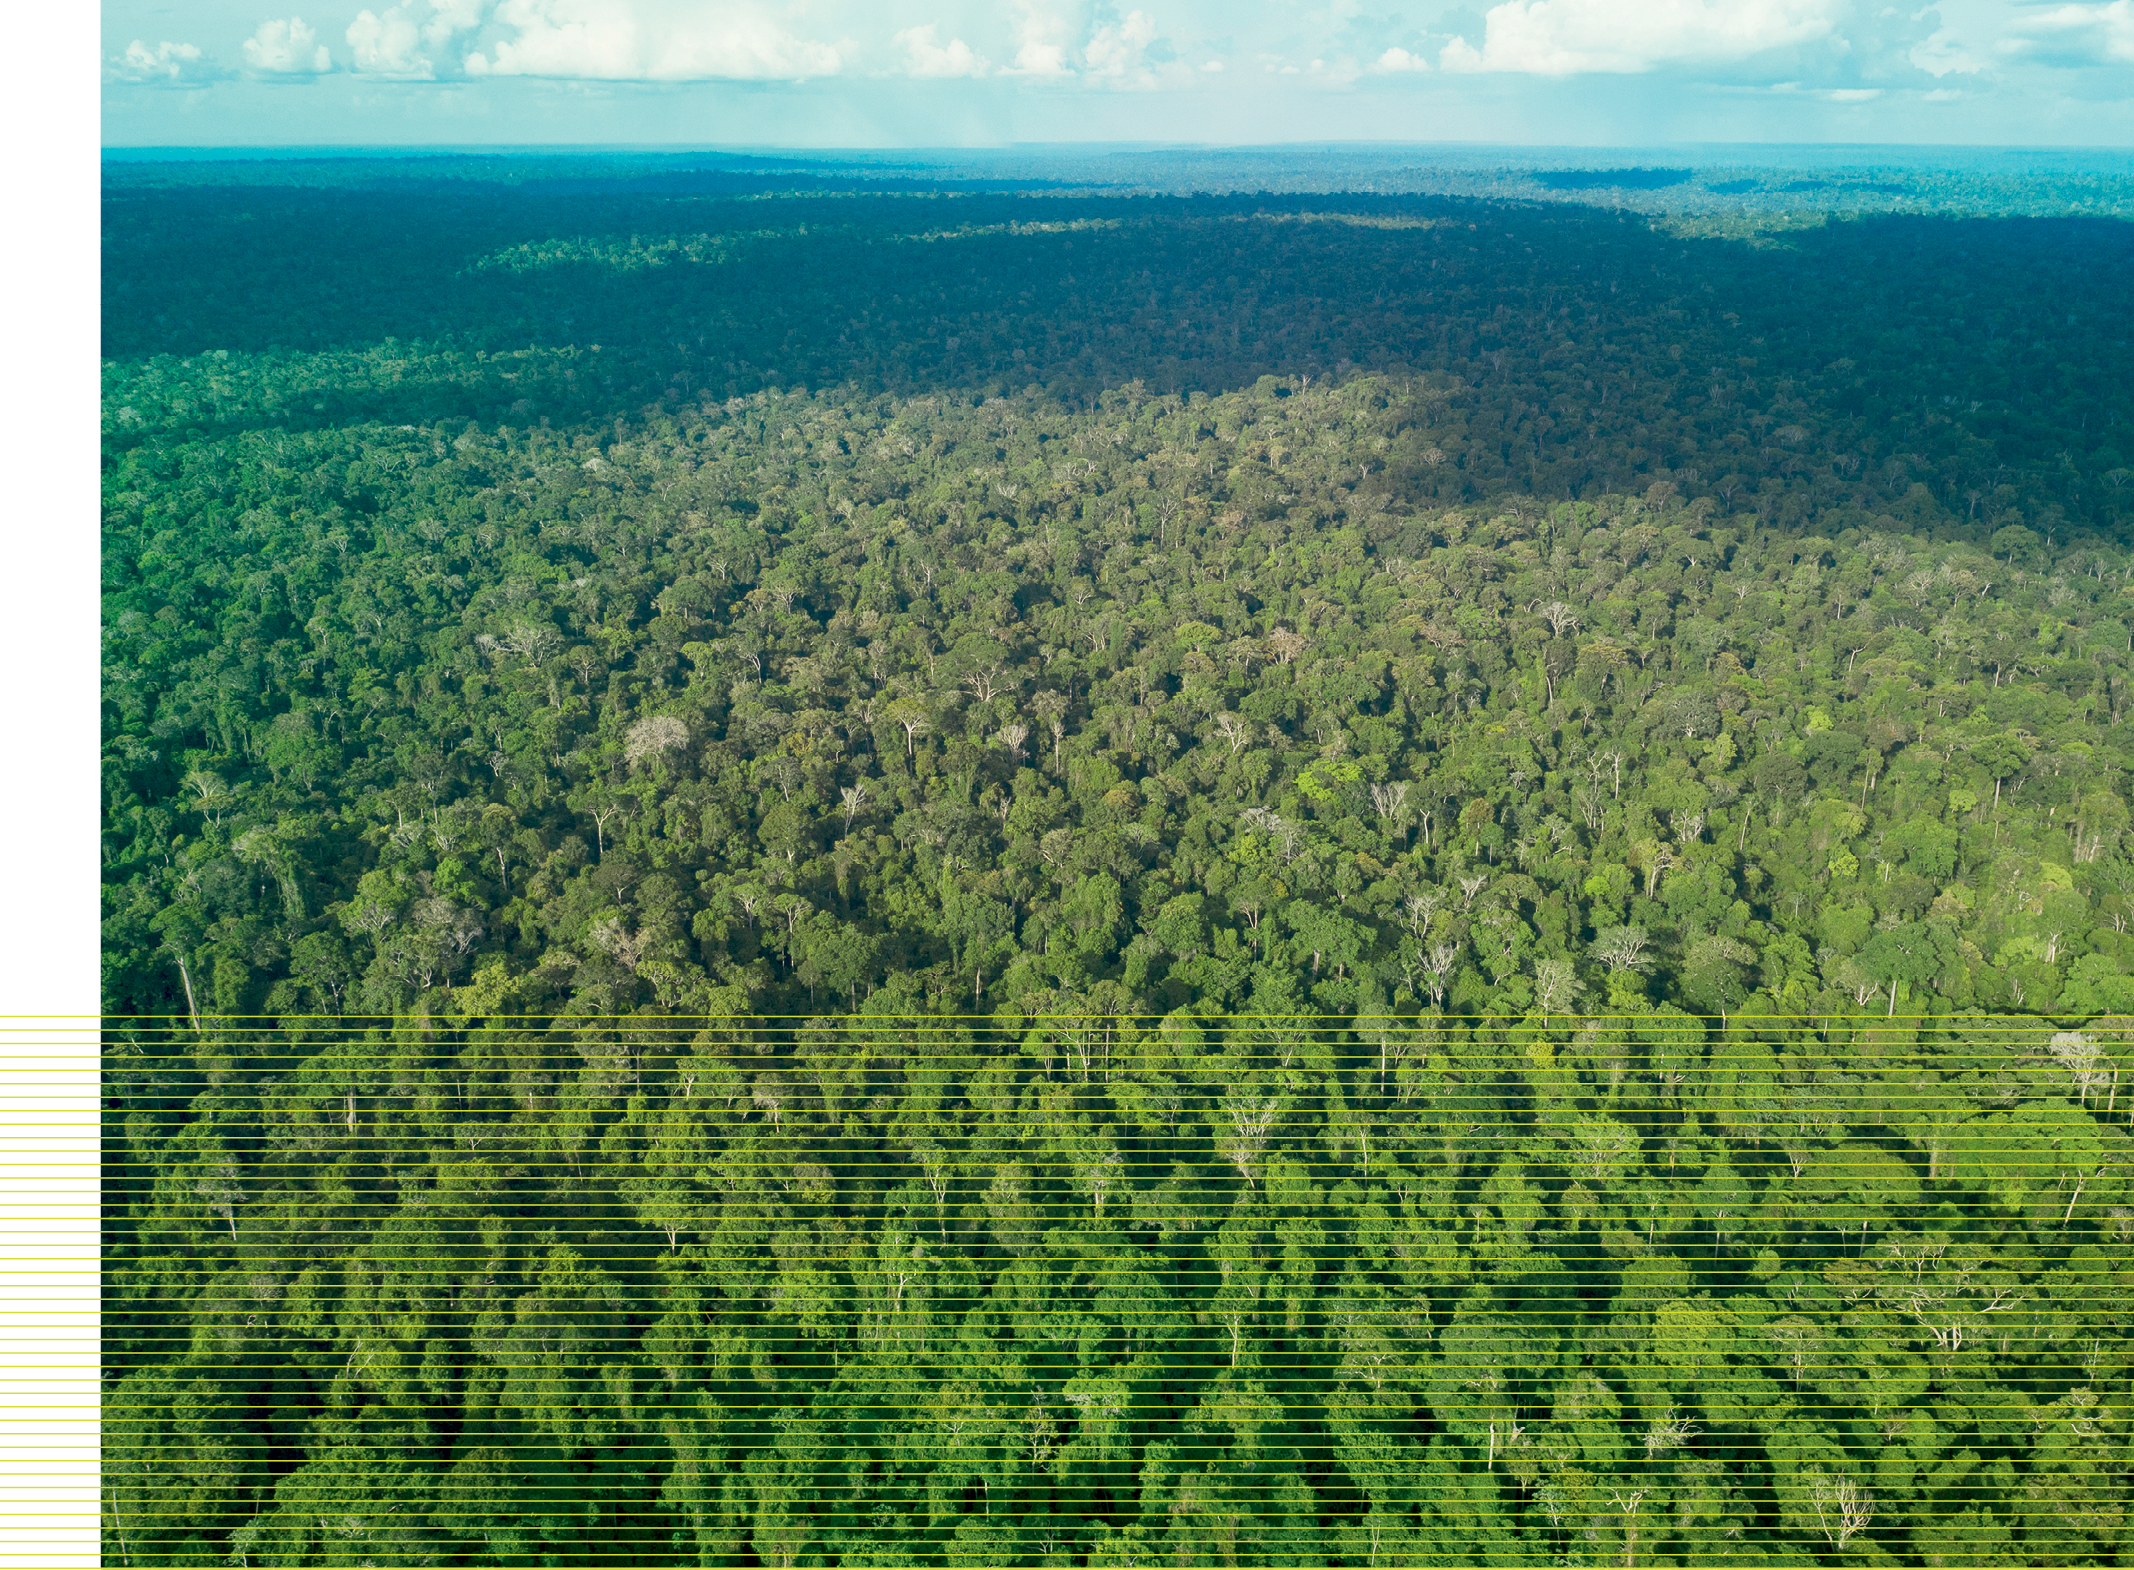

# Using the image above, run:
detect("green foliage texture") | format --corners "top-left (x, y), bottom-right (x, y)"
top-left (101, 155), bottom-right (2134, 1565)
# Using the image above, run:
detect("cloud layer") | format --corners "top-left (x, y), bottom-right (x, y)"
top-left (1440, 0), bottom-right (1842, 75)
top-left (893, 23), bottom-right (987, 78)
top-left (463, 0), bottom-right (844, 81)
top-left (344, 2), bottom-right (484, 76)
top-left (105, 38), bottom-right (227, 85)
top-left (101, 0), bottom-right (2134, 141)
top-left (2003, 1), bottom-right (2134, 66)
top-left (242, 16), bottom-right (334, 74)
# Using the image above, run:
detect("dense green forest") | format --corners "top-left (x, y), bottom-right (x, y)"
top-left (102, 153), bottom-right (2134, 1566)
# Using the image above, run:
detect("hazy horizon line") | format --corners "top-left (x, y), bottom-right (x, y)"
top-left (100, 138), bottom-right (2134, 159)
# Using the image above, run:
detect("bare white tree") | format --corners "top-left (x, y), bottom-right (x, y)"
top-left (1241, 806), bottom-right (1305, 863)
top-left (1266, 626), bottom-right (1308, 665)
top-left (1573, 780), bottom-right (1607, 832)
top-left (1072, 1148), bottom-right (1125, 1219)
top-left (184, 769), bottom-right (232, 827)
top-left (913, 1144), bottom-right (952, 1241)
top-left (231, 824), bottom-right (303, 918)
top-left (840, 782), bottom-right (871, 836)
top-left (1534, 957), bottom-right (1584, 1015)
top-left (1031, 690), bottom-right (1069, 772)
top-left (1808, 1474), bottom-right (1874, 1551)
top-left (1828, 955), bottom-right (1883, 1009)
top-left (1642, 1404), bottom-right (1697, 1460)
top-left (1541, 601), bottom-right (1581, 637)
top-left (1401, 889), bottom-right (1442, 941)
top-left (624, 714), bottom-right (689, 769)
top-left (501, 623), bottom-right (561, 662)
top-left (1765, 1316), bottom-right (1822, 1385)
top-left (1423, 940), bottom-right (1461, 1007)
top-left (193, 1157), bottom-right (247, 1242)
top-left (1609, 1489), bottom-right (1648, 1570)
top-left (1591, 925), bottom-right (1653, 974)
top-left (587, 915), bottom-right (648, 972)
top-left (1219, 1097), bottom-right (1282, 1187)
top-left (2049, 1031), bottom-right (2112, 1106)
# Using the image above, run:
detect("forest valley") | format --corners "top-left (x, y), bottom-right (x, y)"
top-left (101, 166), bottom-right (2134, 1565)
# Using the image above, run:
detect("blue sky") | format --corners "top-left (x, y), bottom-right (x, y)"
top-left (99, 0), bottom-right (2134, 148)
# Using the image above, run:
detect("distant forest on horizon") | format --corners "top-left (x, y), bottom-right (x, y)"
top-left (100, 154), bottom-right (2134, 1567)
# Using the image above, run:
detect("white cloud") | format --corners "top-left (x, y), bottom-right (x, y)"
top-left (424, 0), bottom-right (487, 47)
top-left (1437, 36), bottom-right (1485, 69)
top-left (347, 7), bottom-right (433, 77)
top-left (345, 1), bottom-right (488, 78)
top-left (464, 0), bottom-right (844, 80)
top-left (106, 38), bottom-right (225, 85)
top-left (1085, 9), bottom-right (1158, 79)
top-left (1004, 2), bottom-right (1076, 76)
top-left (1765, 78), bottom-right (1882, 98)
top-left (2002, 1), bottom-right (2134, 65)
top-left (1368, 45), bottom-right (1432, 72)
top-left (1908, 25), bottom-right (1982, 75)
top-left (243, 17), bottom-right (333, 74)
top-left (894, 23), bottom-right (989, 77)
top-left (346, 1), bottom-right (483, 76)
top-left (1439, 0), bottom-right (1841, 74)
